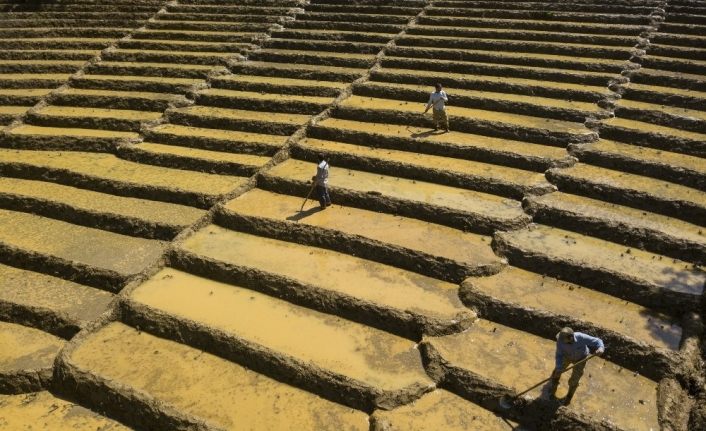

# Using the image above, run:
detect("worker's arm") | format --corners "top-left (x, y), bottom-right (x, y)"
top-left (553, 346), bottom-right (564, 376)
top-left (441, 91), bottom-right (448, 102)
top-left (579, 333), bottom-right (605, 355)
top-left (424, 94), bottom-right (433, 112)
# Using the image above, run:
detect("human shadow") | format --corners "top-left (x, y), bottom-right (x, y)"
top-left (286, 206), bottom-right (322, 222)
top-left (410, 129), bottom-right (446, 139)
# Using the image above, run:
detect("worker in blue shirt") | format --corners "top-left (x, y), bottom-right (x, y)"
top-left (549, 327), bottom-right (605, 405)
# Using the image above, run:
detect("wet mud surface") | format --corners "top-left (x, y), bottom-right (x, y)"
top-left (0, 0), bottom-right (704, 430)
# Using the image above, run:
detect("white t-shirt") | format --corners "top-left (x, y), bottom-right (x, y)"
top-left (427, 90), bottom-right (448, 111)
top-left (316, 160), bottom-right (329, 186)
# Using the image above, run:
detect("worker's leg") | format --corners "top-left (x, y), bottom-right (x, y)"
top-left (565, 360), bottom-right (586, 405)
top-left (432, 110), bottom-right (441, 130)
top-left (315, 185), bottom-right (327, 209)
top-left (548, 359), bottom-right (569, 398)
top-left (439, 109), bottom-right (449, 131)
top-left (322, 185), bottom-right (331, 206)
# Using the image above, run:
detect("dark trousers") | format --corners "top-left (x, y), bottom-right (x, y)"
top-left (316, 185), bottom-right (331, 208)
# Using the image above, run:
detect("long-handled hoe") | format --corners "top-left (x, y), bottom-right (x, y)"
top-left (498, 354), bottom-right (597, 410)
top-left (300, 181), bottom-right (316, 212)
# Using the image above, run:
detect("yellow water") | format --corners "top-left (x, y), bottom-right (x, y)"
top-left (132, 268), bottom-right (432, 390)
top-left (0, 322), bottom-right (64, 372)
top-left (181, 225), bottom-right (468, 320)
top-left (69, 322), bottom-right (368, 430)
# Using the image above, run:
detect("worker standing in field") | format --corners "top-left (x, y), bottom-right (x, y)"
top-left (424, 83), bottom-right (449, 132)
top-left (311, 153), bottom-right (331, 209)
top-left (549, 327), bottom-right (605, 405)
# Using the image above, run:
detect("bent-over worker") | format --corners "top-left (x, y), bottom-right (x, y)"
top-left (550, 327), bottom-right (605, 405)
top-left (424, 83), bottom-right (449, 132)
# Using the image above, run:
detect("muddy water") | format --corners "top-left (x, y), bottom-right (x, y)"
top-left (133, 268), bottom-right (431, 390)
top-left (604, 116), bottom-right (706, 140)
top-left (0, 176), bottom-right (205, 226)
top-left (70, 322), bottom-right (368, 430)
top-left (267, 159), bottom-right (524, 219)
top-left (0, 322), bottom-right (64, 372)
top-left (225, 188), bottom-right (501, 266)
top-left (342, 95), bottom-right (592, 134)
top-left (503, 225), bottom-right (706, 295)
top-left (375, 390), bottom-right (519, 431)
top-left (0, 263), bottom-right (114, 324)
top-left (0, 209), bottom-right (165, 275)
top-left (301, 138), bottom-right (548, 187)
top-left (10, 124), bottom-right (139, 139)
top-left (181, 225), bottom-right (467, 319)
top-left (469, 266), bottom-right (682, 350)
top-left (317, 117), bottom-right (568, 160)
top-left (561, 163), bottom-right (706, 210)
top-left (588, 139), bottom-right (706, 174)
top-left (0, 391), bottom-right (129, 430)
top-left (0, 149), bottom-right (247, 196)
top-left (430, 320), bottom-right (659, 431)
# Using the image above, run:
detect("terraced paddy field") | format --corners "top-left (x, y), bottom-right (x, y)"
top-left (1, 0), bottom-right (705, 430)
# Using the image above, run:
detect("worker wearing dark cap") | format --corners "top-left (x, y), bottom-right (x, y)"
top-left (550, 327), bottom-right (605, 405)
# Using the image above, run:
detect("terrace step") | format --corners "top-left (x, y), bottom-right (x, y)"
top-left (0, 391), bottom-right (129, 430)
top-left (0, 208), bottom-right (165, 292)
top-left (167, 105), bottom-right (311, 136)
top-left (526, 191), bottom-right (706, 265)
top-left (641, 54), bottom-right (706, 76)
top-left (405, 24), bottom-right (638, 47)
top-left (285, 19), bottom-right (403, 34)
top-left (547, 163), bottom-right (706, 226)
top-left (423, 319), bottom-right (660, 431)
top-left (271, 28), bottom-right (392, 44)
top-left (260, 158), bottom-right (529, 233)
top-left (249, 48), bottom-right (378, 69)
top-left (86, 61), bottom-right (214, 80)
top-left (0, 321), bottom-right (64, 393)
top-left (630, 67), bottom-right (706, 93)
top-left (371, 390), bottom-right (518, 431)
top-left (0, 37), bottom-right (113, 50)
top-left (133, 29), bottom-right (260, 43)
top-left (211, 74), bottom-right (345, 97)
top-left (118, 38), bottom-right (252, 53)
top-left (0, 49), bottom-right (98, 61)
top-left (218, 188), bottom-right (504, 283)
top-left (493, 224), bottom-right (705, 313)
top-left (59, 322), bottom-right (368, 430)
top-left (0, 59), bottom-right (83, 74)
top-left (461, 266), bottom-right (681, 379)
top-left (614, 98), bottom-right (706, 134)
top-left (293, 137), bottom-right (553, 199)
top-left (175, 225), bottom-right (474, 339)
top-left (0, 88), bottom-right (51, 105)
top-left (647, 43), bottom-right (706, 62)
top-left (310, 117), bottom-right (572, 172)
top-left (0, 105), bottom-right (25, 123)
top-left (570, 139), bottom-right (706, 191)
top-left (354, 81), bottom-right (602, 123)
top-left (415, 15), bottom-right (650, 34)
top-left (124, 267), bottom-right (435, 411)
top-left (101, 49), bottom-right (236, 66)
top-left (0, 149), bottom-right (246, 208)
top-left (381, 56), bottom-right (617, 87)
top-left (385, 45), bottom-right (629, 74)
top-left (25, 105), bottom-right (162, 132)
top-left (145, 20), bottom-right (273, 34)
top-left (0, 176), bottom-right (205, 240)
top-left (143, 123), bottom-right (285, 155)
top-left (263, 38), bottom-right (383, 55)
top-left (230, 60), bottom-right (366, 82)
top-left (71, 74), bottom-right (202, 94)
top-left (0, 73), bottom-right (70, 89)
top-left (336, 95), bottom-right (596, 146)
top-left (195, 88), bottom-right (333, 115)
top-left (52, 88), bottom-right (183, 111)
top-left (0, 124), bottom-right (138, 151)
top-left (119, 142), bottom-right (271, 175)
top-left (0, 263), bottom-right (114, 339)
top-left (622, 81), bottom-right (706, 111)
top-left (395, 34), bottom-right (634, 61)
